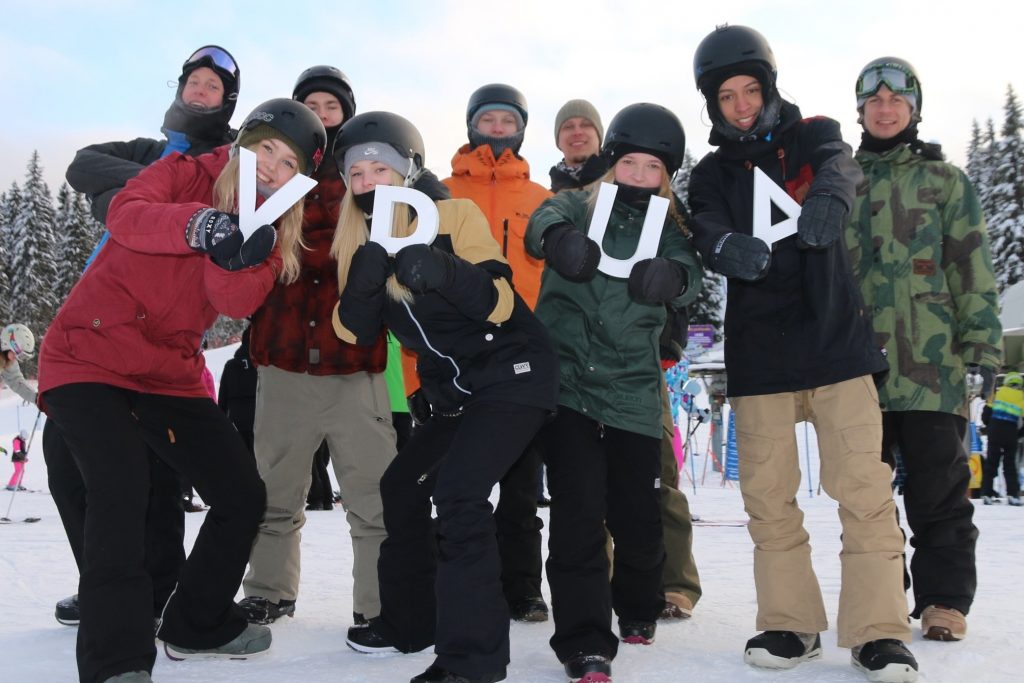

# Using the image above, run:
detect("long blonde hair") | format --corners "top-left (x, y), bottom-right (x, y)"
top-left (212, 152), bottom-right (307, 284)
top-left (330, 170), bottom-right (415, 303)
top-left (584, 165), bottom-right (692, 237)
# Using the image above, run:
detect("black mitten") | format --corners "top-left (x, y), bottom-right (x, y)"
top-left (796, 194), bottom-right (847, 249)
top-left (212, 224), bottom-right (277, 271)
top-left (541, 224), bottom-right (601, 282)
top-left (345, 241), bottom-right (393, 297)
top-left (185, 208), bottom-right (243, 261)
top-left (628, 258), bottom-right (687, 304)
top-left (709, 233), bottom-right (771, 281)
top-left (394, 244), bottom-right (457, 294)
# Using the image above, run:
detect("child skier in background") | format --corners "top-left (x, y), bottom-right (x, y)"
top-left (2, 324), bottom-right (38, 492)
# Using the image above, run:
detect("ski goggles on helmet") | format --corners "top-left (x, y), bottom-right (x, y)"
top-left (856, 63), bottom-right (918, 99)
top-left (183, 46), bottom-right (238, 81)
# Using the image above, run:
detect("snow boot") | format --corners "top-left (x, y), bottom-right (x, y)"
top-left (851, 639), bottom-right (918, 682)
top-left (564, 653), bottom-right (612, 682)
top-left (509, 596), bottom-right (549, 622)
top-left (55, 593), bottom-right (80, 626)
top-left (164, 623), bottom-right (271, 660)
top-left (744, 630), bottom-right (822, 669)
top-left (618, 620), bottom-right (656, 645)
top-left (238, 595), bottom-right (295, 624)
top-left (983, 495), bottom-right (1002, 505)
top-left (346, 620), bottom-right (400, 654)
top-left (1009, 496), bottom-right (1023, 506)
top-left (658, 592), bottom-right (693, 620)
top-left (920, 605), bottom-right (966, 641)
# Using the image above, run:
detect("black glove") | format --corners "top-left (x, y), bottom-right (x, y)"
top-left (968, 363), bottom-right (995, 399)
top-left (407, 390), bottom-right (432, 426)
top-left (394, 244), bottom-right (456, 294)
top-left (541, 223), bottom-right (600, 283)
top-left (708, 233), bottom-right (771, 281)
top-left (346, 241), bottom-right (393, 297)
top-left (185, 208), bottom-right (243, 261)
top-left (628, 258), bottom-right (687, 305)
top-left (212, 224), bottom-right (277, 271)
top-left (796, 194), bottom-right (847, 249)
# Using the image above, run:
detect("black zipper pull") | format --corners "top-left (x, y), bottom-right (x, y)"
top-left (502, 218), bottom-right (509, 256)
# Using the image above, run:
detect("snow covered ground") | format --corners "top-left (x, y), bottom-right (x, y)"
top-left (1, 345), bottom-right (1021, 682)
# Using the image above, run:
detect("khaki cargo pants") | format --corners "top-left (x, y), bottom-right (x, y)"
top-left (730, 375), bottom-right (910, 648)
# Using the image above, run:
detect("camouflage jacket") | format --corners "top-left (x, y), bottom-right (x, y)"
top-left (845, 143), bottom-right (1002, 417)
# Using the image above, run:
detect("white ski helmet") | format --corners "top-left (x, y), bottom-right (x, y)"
top-left (1, 323), bottom-right (35, 360)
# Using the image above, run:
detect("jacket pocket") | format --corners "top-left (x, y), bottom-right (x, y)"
top-left (61, 302), bottom-right (151, 377)
top-left (735, 430), bottom-right (774, 465)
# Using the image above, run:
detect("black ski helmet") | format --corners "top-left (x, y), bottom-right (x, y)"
top-left (236, 98), bottom-right (328, 174)
top-left (333, 111), bottom-right (425, 175)
top-left (179, 45), bottom-right (240, 118)
top-left (692, 24), bottom-right (776, 94)
top-left (293, 65), bottom-right (357, 122)
top-left (603, 103), bottom-right (686, 175)
top-left (855, 56), bottom-right (922, 123)
top-left (692, 24), bottom-right (781, 141)
top-left (466, 83), bottom-right (529, 129)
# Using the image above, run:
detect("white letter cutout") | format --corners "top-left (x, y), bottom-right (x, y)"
top-left (368, 185), bottom-right (439, 255)
top-left (752, 167), bottom-right (802, 246)
top-left (587, 182), bottom-right (667, 278)
top-left (238, 147), bottom-right (318, 239)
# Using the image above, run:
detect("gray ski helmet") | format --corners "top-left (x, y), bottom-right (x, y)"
top-left (693, 24), bottom-right (776, 95)
top-left (466, 84), bottom-right (529, 129)
top-left (603, 103), bottom-right (686, 175)
top-left (855, 56), bottom-right (922, 122)
top-left (293, 65), bottom-right (357, 122)
top-left (334, 111), bottom-right (425, 176)
top-left (236, 98), bottom-right (328, 174)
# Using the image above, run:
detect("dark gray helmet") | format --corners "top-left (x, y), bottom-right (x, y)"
top-left (855, 56), bottom-right (922, 122)
top-left (333, 111), bottom-right (425, 171)
top-left (603, 103), bottom-right (686, 174)
top-left (237, 98), bottom-right (328, 174)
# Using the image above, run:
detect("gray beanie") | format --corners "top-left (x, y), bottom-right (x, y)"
top-left (342, 142), bottom-right (415, 182)
top-left (554, 99), bottom-right (604, 145)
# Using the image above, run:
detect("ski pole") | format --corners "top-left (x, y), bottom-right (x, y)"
top-left (803, 421), bottom-right (813, 498)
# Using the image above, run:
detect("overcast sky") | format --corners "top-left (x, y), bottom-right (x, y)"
top-left (1, 0), bottom-right (1019, 195)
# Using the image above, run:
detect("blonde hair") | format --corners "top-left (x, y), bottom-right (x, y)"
top-left (330, 170), bottom-right (415, 303)
top-left (585, 164), bottom-right (692, 238)
top-left (212, 151), bottom-right (307, 285)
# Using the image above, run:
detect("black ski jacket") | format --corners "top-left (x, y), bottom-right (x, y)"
top-left (688, 101), bottom-right (886, 397)
top-left (66, 133), bottom-right (232, 224)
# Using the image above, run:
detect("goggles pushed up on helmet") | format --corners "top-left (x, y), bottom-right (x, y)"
top-left (856, 63), bottom-right (918, 99)
top-left (184, 46), bottom-right (239, 80)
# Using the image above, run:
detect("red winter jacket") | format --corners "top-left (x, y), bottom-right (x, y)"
top-left (38, 147), bottom-right (281, 400)
top-left (248, 158), bottom-right (387, 375)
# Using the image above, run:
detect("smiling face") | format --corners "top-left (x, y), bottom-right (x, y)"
top-left (253, 138), bottom-right (300, 189)
top-left (347, 159), bottom-right (395, 195)
top-left (861, 84), bottom-right (913, 139)
top-left (613, 152), bottom-right (665, 189)
top-left (716, 74), bottom-right (763, 131)
top-left (557, 116), bottom-right (601, 165)
top-left (181, 66), bottom-right (225, 110)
